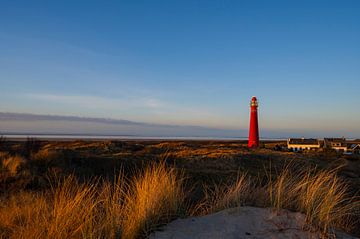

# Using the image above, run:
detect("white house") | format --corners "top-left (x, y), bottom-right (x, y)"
top-left (324, 138), bottom-right (348, 152)
top-left (287, 138), bottom-right (321, 151)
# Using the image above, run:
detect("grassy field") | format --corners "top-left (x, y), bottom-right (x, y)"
top-left (1, 139), bottom-right (360, 238)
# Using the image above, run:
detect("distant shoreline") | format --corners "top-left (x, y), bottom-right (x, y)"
top-left (0, 133), bottom-right (287, 142)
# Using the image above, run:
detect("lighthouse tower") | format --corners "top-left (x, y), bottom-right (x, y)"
top-left (248, 96), bottom-right (259, 148)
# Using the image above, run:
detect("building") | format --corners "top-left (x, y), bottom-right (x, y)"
top-left (287, 138), bottom-right (321, 151)
top-left (346, 144), bottom-right (360, 155)
top-left (248, 96), bottom-right (259, 148)
top-left (285, 137), bottom-right (360, 154)
top-left (324, 138), bottom-right (348, 152)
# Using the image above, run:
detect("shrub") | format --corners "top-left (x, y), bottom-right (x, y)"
top-left (0, 136), bottom-right (6, 150)
top-left (24, 137), bottom-right (41, 158)
top-left (1, 155), bottom-right (25, 175)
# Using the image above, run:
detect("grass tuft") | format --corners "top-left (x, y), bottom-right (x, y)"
top-left (121, 161), bottom-right (184, 239)
top-left (194, 174), bottom-right (251, 215)
top-left (0, 161), bottom-right (184, 239)
top-left (197, 164), bottom-right (360, 236)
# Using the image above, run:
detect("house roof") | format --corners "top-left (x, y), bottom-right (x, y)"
top-left (324, 138), bottom-right (347, 147)
top-left (288, 138), bottom-right (319, 145)
top-left (347, 144), bottom-right (360, 150)
top-left (324, 138), bottom-right (346, 143)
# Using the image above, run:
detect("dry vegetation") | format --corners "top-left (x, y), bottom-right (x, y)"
top-left (193, 174), bottom-right (252, 215)
top-left (0, 139), bottom-right (360, 238)
top-left (1, 155), bottom-right (25, 175)
top-left (272, 168), bottom-right (358, 234)
top-left (0, 161), bottom-right (184, 239)
top-left (192, 164), bottom-right (360, 237)
top-left (121, 161), bottom-right (184, 238)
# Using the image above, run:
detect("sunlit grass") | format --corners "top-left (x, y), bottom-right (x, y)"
top-left (98, 173), bottom-right (127, 238)
top-left (195, 164), bottom-right (360, 236)
top-left (294, 168), bottom-right (359, 234)
top-left (121, 161), bottom-right (185, 239)
top-left (1, 155), bottom-right (25, 175)
top-left (193, 174), bottom-right (251, 215)
top-left (264, 165), bottom-right (360, 234)
top-left (0, 176), bottom-right (99, 239)
top-left (0, 161), bottom-right (185, 239)
top-left (0, 159), bottom-right (359, 238)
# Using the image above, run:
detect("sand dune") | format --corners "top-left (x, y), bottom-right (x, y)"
top-left (150, 207), bottom-right (357, 239)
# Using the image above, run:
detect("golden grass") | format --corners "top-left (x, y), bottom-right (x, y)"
top-left (193, 174), bottom-right (251, 215)
top-left (32, 148), bottom-right (62, 161)
top-left (268, 166), bottom-right (300, 211)
top-left (0, 158), bottom-right (359, 238)
top-left (98, 174), bottom-right (127, 238)
top-left (265, 166), bottom-right (360, 235)
top-left (48, 176), bottom-right (100, 238)
top-left (0, 161), bottom-right (184, 239)
top-left (1, 155), bottom-right (25, 175)
top-left (167, 148), bottom-right (239, 159)
top-left (294, 169), bottom-right (358, 234)
top-left (0, 192), bottom-right (47, 239)
top-left (196, 165), bottom-right (360, 236)
top-left (0, 152), bottom-right (9, 160)
top-left (121, 161), bottom-right (184, 239)
top-left (0, 176), bottom-right (101, 239)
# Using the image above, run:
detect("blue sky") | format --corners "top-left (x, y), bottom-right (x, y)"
top-left (0, 1), bottom-right (359, 137)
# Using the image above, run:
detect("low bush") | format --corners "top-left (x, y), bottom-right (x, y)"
top-left (1, 155), bottom-right (26, 175)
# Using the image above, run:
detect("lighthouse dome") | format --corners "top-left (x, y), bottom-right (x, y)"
top-left (251, 96), bottom-right (257, 101)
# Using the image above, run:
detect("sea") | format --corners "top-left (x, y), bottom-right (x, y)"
top-left (0, 134), bottom-right (286, 141)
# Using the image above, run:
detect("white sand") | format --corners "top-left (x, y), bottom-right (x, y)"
top-left (150, 207), bottom-right (357, 239)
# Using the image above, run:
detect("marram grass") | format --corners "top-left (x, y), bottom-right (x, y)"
top-left (0, 161), bottom-right (359, 239)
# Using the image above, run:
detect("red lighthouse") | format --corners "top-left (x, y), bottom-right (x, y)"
top-left (248, 96), bottom-right (259, 148)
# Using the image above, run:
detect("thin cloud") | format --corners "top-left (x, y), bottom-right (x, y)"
top-left (18, 93), bottom-right (242, 129)
top-left (24, 93), bottom-right (165, 110)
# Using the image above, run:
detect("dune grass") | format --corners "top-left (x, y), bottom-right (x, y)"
top-left (290, 168), bottom-right (358, 234)
top-left (0, 158), bottom-right (359, 238)
top-left (121, 161), bottom-right (185, 239)
top-left (98, 173), bottom-right (127, 238)
top-left (266, 165), bottom-right (360, 235)
top-left (0, 161), bottom-right (185, 239)
top-left (195, 164), bottom-right (360, 236)
top-left (0, 176), bottom-right (101, 239)
top-left (193, 174), bottom-right (251, 215)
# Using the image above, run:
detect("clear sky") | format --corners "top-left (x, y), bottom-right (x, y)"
top-left (0, 1), bottom-right (359, 137)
